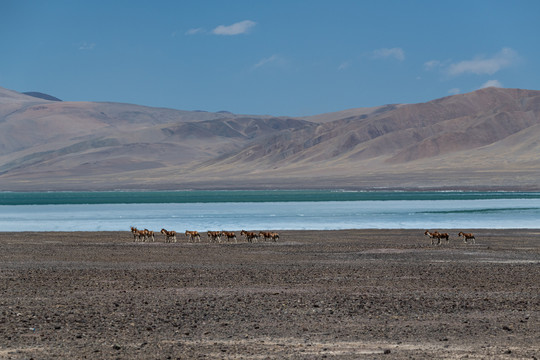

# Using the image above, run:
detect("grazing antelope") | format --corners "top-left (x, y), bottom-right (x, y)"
top-left (424, 230), bottom-right (441, 246)
top-left (241, 230), bottom-right (259, 243)
top-left (270, 232), bottom-right (280, 242)
top-left (161, 228), bottom-right (177, 243)
top-left (185, 230), bottom-right (201, 243)
top-left (222, 231), bottom-right (237, 243)
top-left (207, 231), bottom-right (222, 243)
top-left (458, 231), bottom-right (476, 244)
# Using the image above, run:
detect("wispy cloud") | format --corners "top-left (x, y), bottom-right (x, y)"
top-left (78, 42), bottom-right (95, 50)
top-left (424, 60), bottom-right (442, 71)
top-left (252, 54), bottom-right (285, 70)
top-left (185, 28), bottom-right (204, 35)
top-left (338, 61), bottom-right (350, 71)
top-left (480, 79), bottom-right (503, 89)
top-left (446, 48), bottom-right (518, 76)
top-left (448, 88), bottom-right (460, 95)
top-left (212, 20), bottom-right (256, 35)
top-left (372, 47), bottom-right (405, 61)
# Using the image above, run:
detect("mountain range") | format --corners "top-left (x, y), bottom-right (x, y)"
top-left (1, 86), bottom-right (539, 191)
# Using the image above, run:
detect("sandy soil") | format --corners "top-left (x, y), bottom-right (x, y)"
top-left (0, 229), bottom-right (539, 359)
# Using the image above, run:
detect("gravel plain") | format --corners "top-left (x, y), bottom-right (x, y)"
top-left (1, 229), bottom-right (539, 359)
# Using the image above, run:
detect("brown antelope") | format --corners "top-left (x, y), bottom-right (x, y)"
top-left (241, 230), bottom-right (259, 243)
top-left (185, 230), bottom-right (201, 242)
top-left (130, 226), bottom-right (139, 242)
top-left (143, 229), bottom-right (155, 242)
top-left (458, 231), bottom-right (476, 244)
top-left (207, 231), bottom-right (222, 243)
top-left (259, 231), bottom-right (279, 242)
top-left (222, 231), bottom-right (237, 243)
top-left (424, 230), bottom-right (441, 246)
top-left (437, 232), bottom-right (450, 244)
top-left (161, 228), bottom-right (177, 243)
top-left (132, 227), bottom-right (150, 242)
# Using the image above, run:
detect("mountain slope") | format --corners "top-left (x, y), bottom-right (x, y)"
top-left (22, 91), bottom-right (62, 101)
top-left (0, 86), bottom-right (539, 190)
top-left (205, 88), bottom-right (540, 165)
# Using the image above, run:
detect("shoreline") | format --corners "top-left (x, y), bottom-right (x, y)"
top-left (2, 227), bottom-right (540, 233)
top-left (2, 186), bottom-right (540, 193)
top-left (0, 226), bottom-right (540, 235)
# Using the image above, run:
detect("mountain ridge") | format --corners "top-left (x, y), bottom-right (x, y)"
top-left (1, 86), bottom-right (539, 191)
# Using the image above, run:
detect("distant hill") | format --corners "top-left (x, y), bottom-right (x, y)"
top-left (0, 86), bottom-right (539, 191)
top-left (22, 91), bottom-right (62, 101)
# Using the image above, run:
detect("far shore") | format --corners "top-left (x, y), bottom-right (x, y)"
top-left (2, 185), bottom-right (540, 192)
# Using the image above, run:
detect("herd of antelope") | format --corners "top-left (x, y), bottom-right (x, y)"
top-left (130, 226), bottom-right (475, 246)
top-left (130, 227), bottom-right (279, 244)
top-left (424, 230), bottom-right (476, 245)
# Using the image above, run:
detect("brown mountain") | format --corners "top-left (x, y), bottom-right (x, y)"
top-left (1, 86), bottom-right (539, 191)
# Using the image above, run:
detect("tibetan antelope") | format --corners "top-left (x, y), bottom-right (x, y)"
top-left (458, 231), bottom-right (476, 244)
top-left (130, 226), bottom-right (140, 242)
top-left (161, 228), bottom-right (177, 243)
top-left (142, 229), bottom-right (155, 242)
top-left (131, 227), bottom-right (155, 242)
top-left (207, 231), bottom-right (222, 243)
top-left (222, 231), bottom-right (237, 243)
top-left (424, 230), bottom-right (441, 246)
top-left (437, 232), bottom-right (450, 244)
top-left (241, 230), bottom-right (259, 243)
top-left (132, 227), bottom-right (150, 242)
top-left (259, 231), bottom-right (280, 242)
top-left (185, 230), bottom-right (201, 242)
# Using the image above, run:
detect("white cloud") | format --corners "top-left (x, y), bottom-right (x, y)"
top-left (338, 61), bottom-right (350, 71)
top-left (448, 88), bottom-right (461, 95)
top-left (79, 42), bottom-right (95, 50)
top-left (212, 20), bottom-right (256, 35)
top-left (480, 79), bottom-right (503, 89)
top-left (372, 47), bottom-right (405, 61)
top-left (424, 60), bottom-right (441, 71)
top-left (446, 48), bottom-right (518, 76)
top-left (252, 54), bottom-right (284, 70)
top-left (186, 28), bottom-right (204, 35)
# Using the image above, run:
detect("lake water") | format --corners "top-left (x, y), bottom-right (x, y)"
top-left (0, 191), bottom-right (539, 231)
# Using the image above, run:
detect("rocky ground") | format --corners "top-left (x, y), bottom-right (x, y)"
top-left (0, 229), bottom-right (539, 359)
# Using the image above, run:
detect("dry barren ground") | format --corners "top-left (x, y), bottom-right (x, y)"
top-left (0, 229), bottom-right (539, 359)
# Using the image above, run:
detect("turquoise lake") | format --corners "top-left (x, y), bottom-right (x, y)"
top-left (0, 191), bottom-right (539, 231)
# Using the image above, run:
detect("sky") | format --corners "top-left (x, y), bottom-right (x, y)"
top-left (1, 0), bottom-right (539, 116)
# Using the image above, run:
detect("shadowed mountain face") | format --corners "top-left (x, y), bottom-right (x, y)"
top-left (1, 86), bottom-right (539, 191)
top-left (22, 92), bottom-right (62, 102)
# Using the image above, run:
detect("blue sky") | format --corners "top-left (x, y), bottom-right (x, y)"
top-left (1, 0), bottom-right (539, 116)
